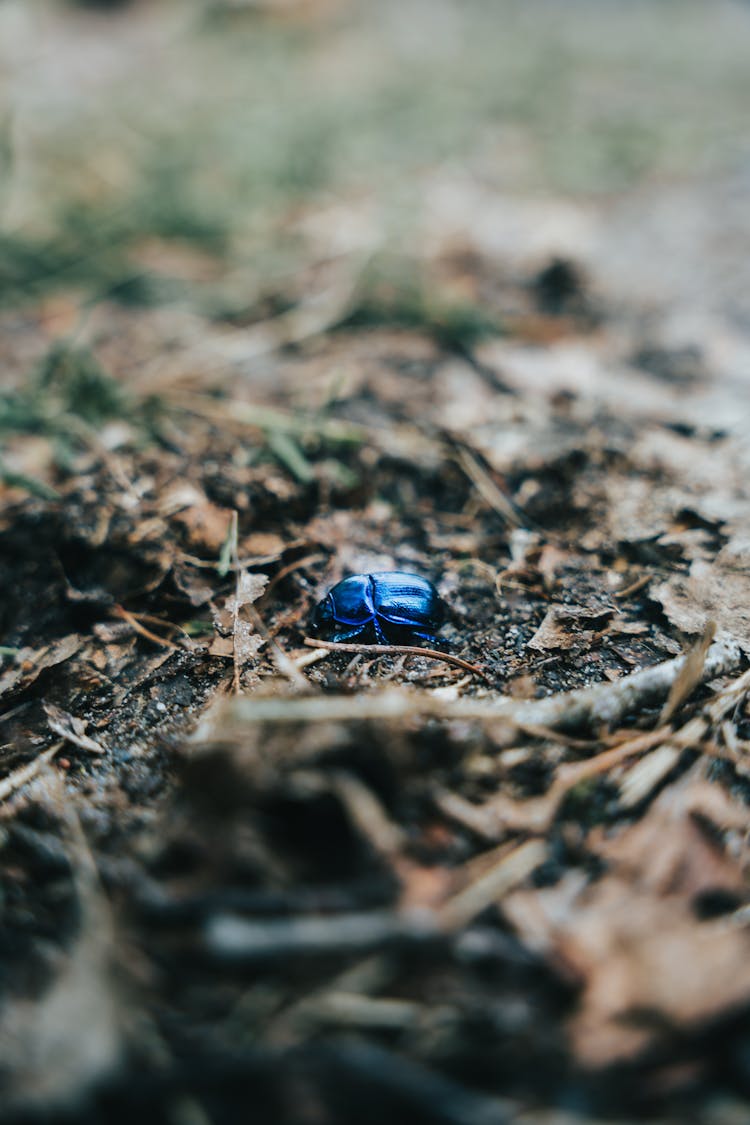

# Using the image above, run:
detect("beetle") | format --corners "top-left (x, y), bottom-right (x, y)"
top-left (310, 571), bottom-right (444, 645)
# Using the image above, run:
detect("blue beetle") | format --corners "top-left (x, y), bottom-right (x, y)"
top-left (311, 571), bottom-right (444, 644)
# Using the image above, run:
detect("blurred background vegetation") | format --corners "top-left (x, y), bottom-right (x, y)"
top-left (1, 0), bottom-right (749, 314)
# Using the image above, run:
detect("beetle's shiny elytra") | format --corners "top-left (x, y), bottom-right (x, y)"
top-left (311, 571), bottom-right (444, 644)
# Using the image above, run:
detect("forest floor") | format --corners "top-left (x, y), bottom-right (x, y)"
top-left (1, 1), bottom-right (750, 1122)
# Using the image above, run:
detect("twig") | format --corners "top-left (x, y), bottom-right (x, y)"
top-left (209, 633), bottom-right (742, 736)
top-left (452, 444), bottom-right (524, 528)
top-left (0, 742), bottom-right (64, 803)
top-left (302, 637), bottom-right (490, 681)
top-left (438, 839), bottom-right (546, 930)
top-left (111, 605), bottom-right (181, 651)
top-left (615, 573), bottom-right (652, 600)
top-left (203, 909), bottom-right (437, 965)
top-left (435, 725), bottom-right (675, 839)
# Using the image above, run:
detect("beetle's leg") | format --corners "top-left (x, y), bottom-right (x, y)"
top-left (410, 630), bottom-right (436, 643)
top-left (373, 617), bottom-right (388, 645)
top-left (330, 624), bottom-right (367, 643)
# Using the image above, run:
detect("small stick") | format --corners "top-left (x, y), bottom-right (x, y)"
top-left (615, 573), bottom-right (652, 600)
top-left (453, 444), bottom-right (524, 528)
top-left (303, 637), bottom-right (490, 682)
top-left (112, 605), bottom-right (180, 651)
top-left (125, 612), bottom-right (186, 637)
top-left (438, 838), bottom-right (546, 930)
top-left (203, 909), bottom-right (437, 964)
top-left (214, 633), bottom-right (742, 735)
top-left (0, 741), bottom-right (64, 803)
top-left (249, 603), bottom-right (309, 690)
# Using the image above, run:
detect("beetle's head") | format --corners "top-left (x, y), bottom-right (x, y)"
top-left (310, 593), bottom-right (334, 635)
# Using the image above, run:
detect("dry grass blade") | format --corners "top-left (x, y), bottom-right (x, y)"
top-left (260, 552), bottom-right (326, 602)
top-left (438, 839), bottom-right (546, 930)
top-left (704, 664), bottom-right (750, 725)
top-left (170, 392), bottom-right (369, 445)
top-left (659, 620), bottom-right (716, 724)
top-left (452, 444), bottom-right (525, 528)
top-left (248, 602), bottom-right (309, 690)
top-left (443, 726), bottom-right (676, 838)
top-left (554, 725), bottom-right (673, 792)
top-left (615, 573), bottom-right (652, 600)
top-left (618, 743), bottom-right (682, 808)
top-left (294, 646), bottom-right (332, 669)
top-left (0, 742), bottom-right (63, 803)
top-left (330, 770), bottom-right (406, 858)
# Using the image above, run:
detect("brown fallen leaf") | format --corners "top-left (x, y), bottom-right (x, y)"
top-left (212, 520), bottom-right (271, 689)
top-left (0, 635), bottom-right (82, 701)
top-left (207, 636), bottom-right (235, 659)
top-left (172, 561), bottom-right (216, 607)
top-left (173, 499), bottom-right (233, 554)
top-left (43, 704), bottom-right (107, 756)
top-left (563, 886), bottom-right (750, 1068)
top-left (652, 539), bottom-right (750, 652)
top-left (590, 773), bottom-right (749, 901)
top-left (504, 774), bottom-right (750, 1068)
top-left (528, 604), bottom-right (615, 653)
top-left (239, 530), bottom-right (287, 561)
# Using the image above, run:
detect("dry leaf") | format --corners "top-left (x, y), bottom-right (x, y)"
top-left (528, 604), bottom-right (614, 652)
top-left (239, 531), bottom-right (288, 561)
top-left (566, 884), bottom-right (750, 1067)
top-left (208, 636), bottom-right (235, 659)
top-left (232, 619), bottom-right (265, 666)
top-left (652, 540), bottom-right (750, 651)
top-left (504, 775), bottom-right (750, 1067)
top-left (0, 635), bottom-right (82, 701)
top-left (173, 499), bottom-right (233, 553)
top-left (172, 562), bottom-right (216, 607)
top-left (44, 704), bottom-right (107, 755)
top-left (225, 571), bottom-right (269, 614)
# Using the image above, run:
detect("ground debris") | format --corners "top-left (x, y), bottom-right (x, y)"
top-left (1, 4), bottom-right (750, 1120)
top-left (502, 772), bottom-right (750, 1065)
